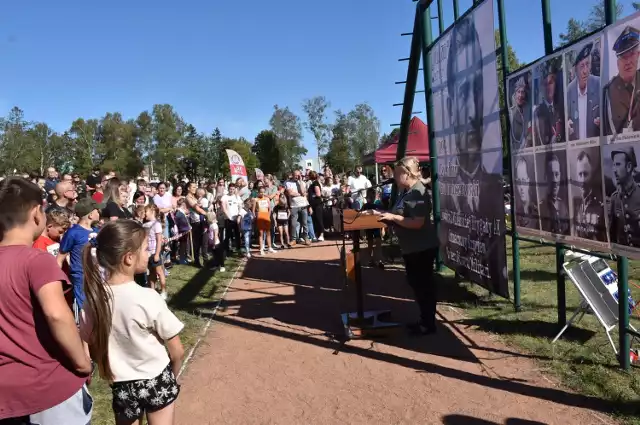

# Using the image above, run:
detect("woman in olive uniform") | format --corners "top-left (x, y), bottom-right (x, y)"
top-left (374, 157), bottom-right (439, 335)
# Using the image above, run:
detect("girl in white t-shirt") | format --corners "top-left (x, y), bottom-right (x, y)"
top-left (206, 212), bottom-right (225, 272)
top-left (80, 220), bottom-right (184, 425)
top-left (144, 204), bottom-right (167, 299)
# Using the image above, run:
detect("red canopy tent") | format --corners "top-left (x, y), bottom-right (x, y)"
top-left (363, 116), bottom-right (430, 165)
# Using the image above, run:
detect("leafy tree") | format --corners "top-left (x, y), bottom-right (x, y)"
top-left (379, 128), bottom-right (400, 146)
top-left (69, 118), bottom-right (100, 176)
top-left (204, 127), bottom-right (224, 179)
top-left (0, 107), bottom-right (32, 174)
top-left (136, 111), bottom-right (154, 174)
top-left (28, 122), bottom-right (68, 176)
top-left (325, 110), bottom-right (354, 173)
top-left (302, 96), bottom-right (331, 161)
top-left (152, 104), bottom-right (185, 181)
top-left (253, 130), bottom-right (282, 175)
top-left (347, 103), bottom-right (380, 165)
top-left (269, 105), bottom-right (307, 171)
top-left (558, 1), bottom-right (625, 47)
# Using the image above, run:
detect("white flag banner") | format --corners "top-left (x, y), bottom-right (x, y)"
top-left (226, 149), bottom-right (248, 183)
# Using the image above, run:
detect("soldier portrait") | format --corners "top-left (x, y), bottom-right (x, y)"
top-left (536, 150), bottom-right (570, 235)
top-left (603, 25), bottom-right (640, 137)
top-left (604, 144), bottom-right (640, 247)
top-left (508, 70), bottom-right (533, 151)
top-left (513, 156), bottom-right (539, 230)
top-left (534, 57), bottom-right (566, 146)
top-left (436, 2), bottom-right (508, 295)
top-left (569, 147), bottom-right (606, 241)
top-left (566, 40), bottom-right (602, 141)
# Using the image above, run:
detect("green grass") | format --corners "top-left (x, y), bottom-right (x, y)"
top-left (89, 259), bottom-right (241, 425)
top-left (440, 238), bottom-right (640, 424)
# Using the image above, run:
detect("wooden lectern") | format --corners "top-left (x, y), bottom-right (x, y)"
top-left (334, 209), bottom-right (401, 338)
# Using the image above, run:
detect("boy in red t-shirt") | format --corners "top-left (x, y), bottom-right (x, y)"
top-left (33, 209), bottom-right (70, 257)
top-left (33, 209), bottom-right (73, 306)
top-left (0, 177), bottom-right (92, 424)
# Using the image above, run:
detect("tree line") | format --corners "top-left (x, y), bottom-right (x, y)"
top-left (0, 97), bottom-right (386, 181)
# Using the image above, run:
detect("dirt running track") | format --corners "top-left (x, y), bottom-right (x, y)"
top-left (175, 242), bottom-right (616, 425)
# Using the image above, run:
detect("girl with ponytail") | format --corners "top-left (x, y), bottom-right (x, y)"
top-left (80, 220), bottom-right (185, 424)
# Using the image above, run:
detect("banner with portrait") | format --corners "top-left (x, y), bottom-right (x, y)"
top-left (429, 0), bottom-right (508, 298)
top-left (226, 149), bottom-right (248, 184)
top-left (506, 11), bottom-right (640, 257)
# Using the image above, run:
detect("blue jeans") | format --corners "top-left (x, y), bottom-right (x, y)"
top-left (290, 206), bottom-right (308, 241)
top-left (243, 231), bottom-right (251, 253)
top-left (306, 215), bottom-right (316, 240)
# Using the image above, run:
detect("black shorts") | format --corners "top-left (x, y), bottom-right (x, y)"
top-left (111, 363), bottom-right (180, 420)
top-left (148, 256), bottom-right (163, 268)
top-left (276, 219), bottom-right (288, 227)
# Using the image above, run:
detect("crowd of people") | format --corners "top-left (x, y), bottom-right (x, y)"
top-left (0, 160), bottom-right (413, 425)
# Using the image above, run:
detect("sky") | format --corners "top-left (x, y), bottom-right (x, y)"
top-left (0, 0), bottom-right (638, 159)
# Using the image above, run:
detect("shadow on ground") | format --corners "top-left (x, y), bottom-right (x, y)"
top-left (169, 246), bottom-right (635, 417)
top-left (442, 415), bottom-right (547, 425)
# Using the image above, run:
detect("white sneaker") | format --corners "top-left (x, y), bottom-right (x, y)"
top-left (317, 235), bottom-right (324, 241)
top-left (219, 267), bottom-right (226, 272)
top-left (260, 249), bottom-right (265, 256)
top-left (246, 252), bottom-right (251, 258)
top-left (161, 291), bottom-right (168, 301)
top-left (268, 248), bottom-right (276, 253)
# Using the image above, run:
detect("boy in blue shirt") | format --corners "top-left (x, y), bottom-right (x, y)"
top-left (57, 198), bottom-right (101, 321)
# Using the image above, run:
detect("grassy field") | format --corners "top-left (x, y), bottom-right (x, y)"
top-left (440, 237), bottom-right (640, 424)
top-left (89, 259), bottom-right (240, 425)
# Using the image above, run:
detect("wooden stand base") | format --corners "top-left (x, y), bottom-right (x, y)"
top-left (340, 310), bottom-right (402, 339)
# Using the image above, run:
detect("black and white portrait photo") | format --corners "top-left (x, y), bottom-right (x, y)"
top-left (564, 37), bottom-right (602, 141)
top-left (428, 0), bottom-right (508, 297)
top-left (513, 155), bottom-right (539, 230)
top-left (533, 56), bottom-right (566, 146)
top-left (568, 147), bottom-right (606, 241)
top-left (602, 143), bottom-right (640, 249)
top-left (603, 18), bottom-right (640, 137)
top-left (508, 69), bottom-right (533, 151)
top-left (535, 150), bottom-right (570, 235)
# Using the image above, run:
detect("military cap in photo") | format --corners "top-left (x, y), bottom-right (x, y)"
top-left (611, 145), bottom-right (638, 168)
top-left (613, 26), bottom-right (640, 56)
top-left (573, 42), bottom-right (593, 67)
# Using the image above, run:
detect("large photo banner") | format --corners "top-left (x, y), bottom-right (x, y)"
top-left (507, 32), bottom-right (609, 251)
top-left (429, 0), bottom-right (509, 298)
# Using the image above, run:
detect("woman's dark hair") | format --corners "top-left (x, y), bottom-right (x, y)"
top-left (172, 184), bottom-right (183, 197)
top-left (308, 171), bottom-right (318, 180)
top-left (133, 190), bottom-right (145, 202)
top-left (82, 220), bottom-right (148, 382)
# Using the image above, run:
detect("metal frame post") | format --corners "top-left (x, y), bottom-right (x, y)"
top-left (396, 12), bottom-right (423, 159)
top-left (604, 0), bottom-right (630, 370)
top-left (452, 0), bottom-right (459, 20)
top-left (539, 0), bottom-right (566, 326)
top-left (418, 1), bottom-right (442, 271)
top-left (497, 0), bottom-right (521, 312)
top-left (437, 0), bottom-right (445, 34)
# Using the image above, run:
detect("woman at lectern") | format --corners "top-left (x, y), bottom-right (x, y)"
top-left (373, 156), bottom-right (439, 335)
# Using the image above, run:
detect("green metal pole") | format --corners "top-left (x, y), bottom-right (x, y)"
top-left (604, 0), bottom-right (629, 371)
top-left (453, 0), bottom-right (459, 20)
top-left (541, 0), bottom-right (553, 54)
top-left (497, 0), bottom-right (521, 312)
top-left (539, 0), bottom-right (565, 326)
top-left (617, 256), bottom-right (630, 370)
top-left (437, 0), bottom-right (445, 34)
top-left (605, 0), bottom-right (616, 26)
top-left (419, 1), bottom-right (442, 271)
top-left (396, 11), bottom-right (422, 160)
